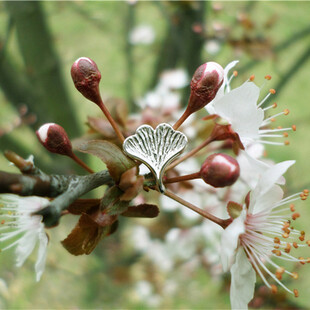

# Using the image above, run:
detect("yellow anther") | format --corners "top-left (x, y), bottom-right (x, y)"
top-left (294, 289), bottom-right (299, 298)
top-left (292, 212), bottom-right (300, 220)
top-left (306, 240), bottom-right (310, 246)
top-left (299, 257), bottom-right (306, 265)
top-left (299, 235), bottom-right (305, 242)
top-left (272, 102), bottom-right (277, 108)
top-left (284, 109), bottom-right (290, 115)
top-left (269, 88), bottom-right (276, 94)
top-left (290, 204), bottom-right (295, 212)
top-left (293, 242), bottom-right (298, 249)
top-left (233, 70), bottom-right (238, 77)
top-left (291, 272), bottom-right (299, 280)
top-left (283, 132), bottom-right (289, 137)
top-left (265, 75), bottom-right (272, 80)
top-left (274, 237), bottom-right (281, 244)
top-left (272, 249), bottom-right (282, 256)
top-left (292, 125), bottom-right (297, 131)
top-left (271, 285), bottom-right (278, 294)
top-left (284, 243), bottom-right (291, 253)
top-left (249, 74), bottom-right (255, 81)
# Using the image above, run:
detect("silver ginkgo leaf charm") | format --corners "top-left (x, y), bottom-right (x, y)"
top-left (123, 123), bottom-right (188, 193)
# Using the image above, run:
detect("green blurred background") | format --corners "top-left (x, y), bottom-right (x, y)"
top-left (0, 1), bottom-right (310, 309)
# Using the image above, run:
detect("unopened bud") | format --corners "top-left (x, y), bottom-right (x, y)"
top-left (71, 57), bottom-right (102, 103)
top-left (36, 123), bottom-right (73, 156)
top-left (189, 62), bottom-right (224, 113)
top-left (200, 153), bottom-right (240, 188)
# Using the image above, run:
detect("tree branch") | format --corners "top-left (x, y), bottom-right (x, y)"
top-left (35, 170), bottom-right (113, 227)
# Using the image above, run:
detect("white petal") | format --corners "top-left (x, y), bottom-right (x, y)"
top-left (35, 230), bottom-right (48, 281)
top-left (15, 230), bottom-right (38, 267)
top-left (230, 247), bottom-right (256, 310)
top-left (250, 184), bottom-right (283, 215)
top-left (238, 150), bottom-right (270, 189)
top-left (250, 160), bottom-right (295, 209)
top-left (223, 60), bottom-right (239, 92)
top-left (221, 210), bottom-right (246, 272)
top-left (205, 61), bottom-right (239, 114)
top-left (213, 82), bottom-right (263, 140)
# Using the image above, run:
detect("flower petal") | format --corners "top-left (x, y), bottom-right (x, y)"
top-left (230, 247), bottom-right (256, 310)
top-left (35, 229), bottom-right (48, 282)
top-left (250, 184), bottom-right (284, 215)
top-left (206, 60), bottom-right (239, 114)
top-left (250, 160), bottom-right (295, 212)
top-left (15, 230), bottom-right (38, 267)
top-left (213, 82), bottom-right (263, 142)
top-left (221, 210), bottom-right (246, 272)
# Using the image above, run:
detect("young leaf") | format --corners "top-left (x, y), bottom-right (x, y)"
top-left (121, 204), bottom-right (159, 218)
top-left (61, 213), bottom-right (104, 255)
top-left (68, 198), bottom-right (100, 215)
top-left (101, 186), bottom-right (130, 215)
top-left (61, 211), bottom-right (118, 256)
top-left (77, 140), bottom-right (135, 182)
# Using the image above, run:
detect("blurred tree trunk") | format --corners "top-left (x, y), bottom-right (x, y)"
top-left (151, 1), bottom-right (206, 104)
top-left (5, 1), bottom-right (80, 137)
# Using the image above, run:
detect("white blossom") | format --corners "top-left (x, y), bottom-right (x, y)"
top-left (221, 161), bottom-right (309, 309)
top-left (206, 61), bottom-right (294, 149)
top-left (129, 24), bottom-right (155, 45)
top-left (0, 194), bottom-right (49, 281)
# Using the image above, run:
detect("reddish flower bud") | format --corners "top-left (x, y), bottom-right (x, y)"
top-left (189, 62), bottom-right (224, 113)
top-left (71, 57), bottom-right (102, 104)
top-left (36, 123), bottom-right (73, 156)
top-left (200, 153), bottom-right (240, 188)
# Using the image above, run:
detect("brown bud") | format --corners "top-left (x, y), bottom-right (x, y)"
top-left (36, 123), bottom-right (73, 156)
top-left (188, 62), bottom-right (224, 113)
top-left (200, 153), bottom-right (240, 188)
top-left (71, 57), bottom-right (102, 104)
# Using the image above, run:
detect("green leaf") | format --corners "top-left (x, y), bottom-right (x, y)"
top-left (77, 140), bottom-right (135, 182)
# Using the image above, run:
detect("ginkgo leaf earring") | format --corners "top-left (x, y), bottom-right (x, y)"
top-left (123, 123), bottom-right (188, 193)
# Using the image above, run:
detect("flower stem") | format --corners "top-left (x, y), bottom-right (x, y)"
top-left (164, 172), bottom-right (201, 184)
top-left (164, 189), bottom-right (229, 228)
top-left (166, 137), bottom-right (213, 171)
top-left (70, 153), bottom-right (94, 174)
top-left (173, 108), bottom-right (191, 130)
top-left (97, 100), bottom-right (125, 143)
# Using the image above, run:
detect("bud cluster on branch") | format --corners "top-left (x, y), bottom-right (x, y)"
top-left (0, 57), bottom-right (308, 310)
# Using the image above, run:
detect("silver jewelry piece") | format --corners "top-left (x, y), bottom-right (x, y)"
top-left (123, 123), bottom-right (188, 193)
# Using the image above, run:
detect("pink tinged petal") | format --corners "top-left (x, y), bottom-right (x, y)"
top-left (15, 230), bottom-right (38, 267)
top-left (35, 230), bottom-right (48, 282)
top-left (213, 82), bottom-right (263, 140)
top-left (221, 210), bottom-right (246, 272)
top-left (230, 247), bottom-right (256, 310)
top-left (250, 160), bottom-right (295, 211)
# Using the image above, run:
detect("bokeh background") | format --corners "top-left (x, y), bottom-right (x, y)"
top-left (0, 1), bottom-right (310, 309)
